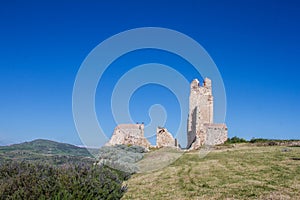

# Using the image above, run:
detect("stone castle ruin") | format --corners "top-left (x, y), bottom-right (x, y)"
top-left (106, 124), bottom-right (151, 148)
top-left (106, 78), bottom-right (227, 149)
top-left (187, 78), bottom-right (227, 149)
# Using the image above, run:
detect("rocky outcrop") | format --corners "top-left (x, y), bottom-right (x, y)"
top-left (106, 124), bottom-right (151, 149)
top-left (156, 127), bottom-right (176, 148)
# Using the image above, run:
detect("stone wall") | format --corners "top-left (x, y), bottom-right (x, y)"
top-left (106, 124), bottom-right (151, 149)
top-left (156, 127), bottom-right (176, 148)
top-left (204, 124), bottom-right (228, 145)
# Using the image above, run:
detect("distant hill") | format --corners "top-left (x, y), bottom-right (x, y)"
top-left (0, 139), bottom-right (97, 165)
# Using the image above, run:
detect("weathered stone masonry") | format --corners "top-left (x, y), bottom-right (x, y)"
top-left (156, 127), bottom-right (177, 148)
top-left (106, 124), bottom-right (151, 148)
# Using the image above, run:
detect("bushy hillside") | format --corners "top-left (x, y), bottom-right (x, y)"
top-left (0, 139), bottom-right (131, 199)
top-left (0, 161), bottom-right (129, 199)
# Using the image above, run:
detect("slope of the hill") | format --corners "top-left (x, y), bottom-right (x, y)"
top-left (122, 144), bottom-right (300, 200)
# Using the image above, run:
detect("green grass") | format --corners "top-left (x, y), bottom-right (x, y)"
top-left (122, 145), bottom-right (300, 199)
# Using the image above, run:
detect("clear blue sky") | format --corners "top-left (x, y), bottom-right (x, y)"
top-left (0, 0), bottom-right (299, 146)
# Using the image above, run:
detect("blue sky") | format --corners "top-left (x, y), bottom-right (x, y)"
top-left (0, 0), bottom-right (299, 146)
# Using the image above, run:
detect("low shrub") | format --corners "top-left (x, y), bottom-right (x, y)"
top-left (225, 136), bottom-right (247, 144)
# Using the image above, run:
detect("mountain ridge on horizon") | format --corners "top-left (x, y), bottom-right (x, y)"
top-left (0, 139), bottom-right (97, 166)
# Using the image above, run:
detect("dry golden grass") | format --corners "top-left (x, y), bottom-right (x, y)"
top-left (122, 145), bottom-right (300, 200)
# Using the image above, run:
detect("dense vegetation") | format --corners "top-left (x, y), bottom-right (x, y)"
top-left (0, 161), bottom-right (129, 199)
top-left (0, 140), bottom-right (132, 199)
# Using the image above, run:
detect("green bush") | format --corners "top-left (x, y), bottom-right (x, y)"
top-left (0, 161), bottom-right (130, 199)
top-left (225, 136), bottom-right (247, 144)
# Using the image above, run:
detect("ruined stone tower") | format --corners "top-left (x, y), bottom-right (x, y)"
top-left (187, 78), bottom-right (227, 149)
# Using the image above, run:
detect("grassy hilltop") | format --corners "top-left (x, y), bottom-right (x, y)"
top-left (123, 144), bottom-right (300, 200)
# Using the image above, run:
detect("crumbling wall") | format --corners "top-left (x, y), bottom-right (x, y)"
top-left (156, 127), bottom-right (176, 148)
top-left (106, 124), bottom-right (151, 148)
